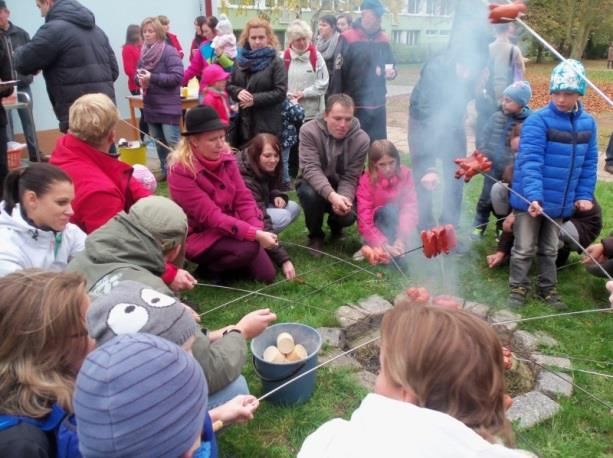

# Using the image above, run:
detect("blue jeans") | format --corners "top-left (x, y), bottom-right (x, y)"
top-left (207, 375), bottom-right (249, 409)
top-left (266, 200), bottom-right (301, 233)
top-left (6, 87), bottom-right (39, 161)
top-left (509, 212), bottom-right (561, 292)
top-left (281, 146), bottom-right (291, 183)
top-left (147, 122), bottom-right (179, 177)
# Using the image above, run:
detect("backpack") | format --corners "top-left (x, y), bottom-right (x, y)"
top-left (283, 44), bottom-right (317, 72)
top-left (0, 404), bottom-right (81, 458)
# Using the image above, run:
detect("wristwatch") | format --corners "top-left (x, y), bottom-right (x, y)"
top-left (222, 327), bottom-right (242, 337)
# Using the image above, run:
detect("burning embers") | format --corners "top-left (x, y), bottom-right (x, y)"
top-left (453, 150), bottom-right (492, 183)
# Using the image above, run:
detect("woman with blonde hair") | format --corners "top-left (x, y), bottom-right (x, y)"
top-left (227, 17), bottom-right (287, 148)
top-left (0, 269), bottom-right (92, 455)
top-left (136, 16), bottom-right (183, 180)
top-left (299, 305), bottom-right (529, 457)
top-left (167, 105), bottom-right (279, 284)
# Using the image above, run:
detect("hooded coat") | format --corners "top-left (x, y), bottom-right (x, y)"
top-left (67, 201), bottom-right (246, 394)
top-left (297, 114), bottom-right (369, 201)
top-left (50, 134), bottom-right (151, 234)
top-left (14, 0), bottom-right (118, 132)
top-left (0, 202), bottom-right (86, 277)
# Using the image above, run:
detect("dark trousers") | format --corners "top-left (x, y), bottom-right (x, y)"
top-left (474, 162), bottom-right (506, 229)
top-left (0, 122), bottom-right (7, 200)
top-left (605, 132), bottom-right (613, 165)
top-left (296, 181), bottom-right (356, 239)
top-left (194, 237), bottom-right (276, 284)
top-left (409, 116), bottom-right (466, 229)
top-left (355, 106), bottom-right (387, 141)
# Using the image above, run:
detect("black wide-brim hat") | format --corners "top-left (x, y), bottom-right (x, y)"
top-left (181, 105), bottom-right (228, 136)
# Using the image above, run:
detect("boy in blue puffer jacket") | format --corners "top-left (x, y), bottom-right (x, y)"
top-left (508, 60), bottom-right (597, 309)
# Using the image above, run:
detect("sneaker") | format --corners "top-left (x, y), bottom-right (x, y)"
top-left (470, 227), bottom-right (485, 240)
top-left (330, 229), bottom-right (346, 241)
top-left (307, 237), bottom-right (324, 258)
top-left (537, 289), bottom-right (568, 310)
top-left (605, 163), bottom-right (613, 174)
top-left (508, 286), bottom-right (528, 308)
top-left (352, 248), bottom-right (365, 261)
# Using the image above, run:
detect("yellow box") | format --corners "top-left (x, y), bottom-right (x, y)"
top-left (118, 145), bottom-right (147, 166)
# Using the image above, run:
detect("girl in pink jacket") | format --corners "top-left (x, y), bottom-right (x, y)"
top-left (356, 140), bottom-right (418, 258)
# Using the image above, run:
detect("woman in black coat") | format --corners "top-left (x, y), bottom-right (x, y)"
top-left (227, 17), bottom-right (287, 148)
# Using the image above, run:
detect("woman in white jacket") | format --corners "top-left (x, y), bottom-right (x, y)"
top-left (299, 305), bottom-right (533, 458)
top-left (0, 163), bottom-right (86, 277)
top-left (284, 19), bottom-right (329, 120)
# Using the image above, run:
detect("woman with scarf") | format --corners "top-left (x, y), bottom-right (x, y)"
top-left (136, 17), bottom-right (183, 180)
top-left (227, 18), bottom-right (287, 148)
top-left (316, 15), bottom-right (340, 77)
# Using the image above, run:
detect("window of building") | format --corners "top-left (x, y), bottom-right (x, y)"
top-left (439, 29), bottom-right (450, 36)
top-left (425, 29), bottom-right (437, 35)
top-left (440, 0), bottom-right (453, 15)
top-left (425, 0), bottom-right (436, 14)
top-left (392, 30), bottom-right (420, 46)
top-left (406, 0), bottom-right (420, 14)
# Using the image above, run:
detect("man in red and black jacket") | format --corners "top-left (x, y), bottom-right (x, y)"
top-left (329, 0), bottom-right (395, 141)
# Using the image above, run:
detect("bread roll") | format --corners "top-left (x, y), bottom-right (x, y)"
top-left (276, 332), bottom-right (295, 355)
top-left (263, 345), bottom-right (285, 363)
top-left (285, 344), bottom-right (308, 362)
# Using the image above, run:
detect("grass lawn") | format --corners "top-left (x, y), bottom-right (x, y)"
top-left (160, 173), bottom-right (612, 457)
top-left (155, 60), bottom-right (613, 457)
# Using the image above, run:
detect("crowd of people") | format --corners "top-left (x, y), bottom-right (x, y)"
top-left (0, 0), bottom-right (610, 456)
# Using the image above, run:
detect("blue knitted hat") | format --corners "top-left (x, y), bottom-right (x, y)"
top-left (74, 333), bottom-right (208, 458)
top-left (503, 80), bottom-right (532, 107)
top-left (550, 59), bottom-right (587, 95)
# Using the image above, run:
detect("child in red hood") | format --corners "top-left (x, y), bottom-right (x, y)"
top-left (200, 64), bottom-right (232, 125)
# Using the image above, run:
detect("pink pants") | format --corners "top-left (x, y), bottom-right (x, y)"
top-left (195, 237), bottom-right (276, 284)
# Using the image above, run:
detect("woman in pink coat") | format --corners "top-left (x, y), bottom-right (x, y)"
top-left (167, 105), bottom-right (278, 283)
top-left (356, 140), bottom-right (419, 257)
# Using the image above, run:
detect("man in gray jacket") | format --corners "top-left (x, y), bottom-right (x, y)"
top-left (296, 94), bottom-right (370, 256)
top-left (0, 1), bottom-right (40, 161)
top-left (67, 195), bottom-right (277, 408)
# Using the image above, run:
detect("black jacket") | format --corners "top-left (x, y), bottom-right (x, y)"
top-left (5, 22), bottom-right (33, 89)
top-left (227, 50), bottom-right (287, 147)
top-left (14, 0), bottom-right (118, 132)
top-left (236, 148), bottom-right (291, 267)
top-left (329, 20), bottom-right (394, 107)
top-left (0, 34), bottom-right (13, 128)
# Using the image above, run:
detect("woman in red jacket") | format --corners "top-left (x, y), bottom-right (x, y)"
top-left (167, 105), bottom-right (278, 284)
top-left (122, 24), bottom-right (147, 139)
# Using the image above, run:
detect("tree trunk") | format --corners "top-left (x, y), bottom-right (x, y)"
top-left (536, 44), bottom-right (544, 64)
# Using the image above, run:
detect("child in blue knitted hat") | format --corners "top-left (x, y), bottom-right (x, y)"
top-left (508, 59), bottom-right (597, 309)
top-left (473, 80), bottom-right (532, 238)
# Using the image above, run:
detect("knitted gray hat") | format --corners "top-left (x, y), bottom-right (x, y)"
top-left (74, 333), bottom-right (208, 458)
top-left (87, 280), bottom-right (197, 347)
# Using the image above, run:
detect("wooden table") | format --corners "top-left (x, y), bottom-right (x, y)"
top-left (126, 95), bottom-right (199, 140)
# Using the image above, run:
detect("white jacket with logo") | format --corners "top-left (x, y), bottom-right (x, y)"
top-left (0, 202), bottom-right (86, 277)
top-left (298, 393), bottom-right (533, 458)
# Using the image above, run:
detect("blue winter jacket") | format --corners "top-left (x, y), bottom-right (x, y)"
top-left (510, 101), bottom-right (597, 218)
